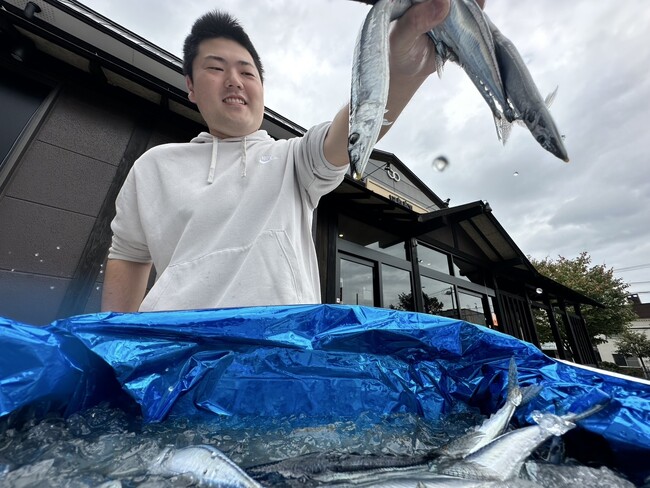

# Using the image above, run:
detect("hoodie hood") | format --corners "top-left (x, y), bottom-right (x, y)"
top-left (190, 130), bottom-right (271, 184)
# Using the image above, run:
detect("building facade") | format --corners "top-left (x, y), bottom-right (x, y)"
top-left (0, 0), bottom-right (601, 365)
top-left (597, 296), bottom-right (650, 373)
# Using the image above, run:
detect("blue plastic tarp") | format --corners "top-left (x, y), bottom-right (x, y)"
top-left (1, 305), bottom-right (649, 482)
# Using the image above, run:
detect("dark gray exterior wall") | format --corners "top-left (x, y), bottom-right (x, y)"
top-left (0, 60), bottom-right (203, 325)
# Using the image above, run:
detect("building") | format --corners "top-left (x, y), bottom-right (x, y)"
top-left (0, 0), bottom-right (602, 365)
top-left (597, 295), bottom-right (650, 372)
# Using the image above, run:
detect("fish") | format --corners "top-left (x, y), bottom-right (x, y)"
top-left (348, 0), bottom-right (416, 180)
top-left (427, 0), bottom-right (512, 141)
top-left (435, 402), bottom-right (608, 481)
top-left (427, 0), bottom-right (568, 162)
top-left (149, 444), bottom-right (261, 488)
top-left (439, 357), bottom-right (527, 458)
top-left (487, 18), bottom-right (569, 162)
top-left (247, 450), bottom-right (437, 485)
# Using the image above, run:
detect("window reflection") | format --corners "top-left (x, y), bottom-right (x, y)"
top-left (453, 257), bottom-right (485, 285)
top-left (458, 291), bottom-right (486, 326)
top-left (420, 276), bottom-right (458, 318)
top-left (339, 259), bottom-right (374, 306)
top-left (382, 264), bottom-right (413, 311)
top-left (417, 244), bottom-right (450, 274)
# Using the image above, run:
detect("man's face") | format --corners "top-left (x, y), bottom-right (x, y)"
top-left (186, 38), bottom-right (264, 139)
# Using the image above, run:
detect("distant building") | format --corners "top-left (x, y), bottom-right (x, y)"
top-left (1, 0), bottom-right (602, 365)
top-left (597, 295), bottom-right (650, 370)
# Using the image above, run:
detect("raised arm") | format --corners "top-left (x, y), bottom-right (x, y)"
top-left (323, 0), bottom-right (452, 166)
top-left (101, 258), bottom-right (153, 312)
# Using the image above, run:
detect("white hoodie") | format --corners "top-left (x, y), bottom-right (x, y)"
top-left (108, 121), bottom-right (347, 311)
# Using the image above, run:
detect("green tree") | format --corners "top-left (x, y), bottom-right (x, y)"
top-left (391, 291), bottom-right (444, 315)
top-left (530, 252), bottom-right (637, 345)
top-left (615, 330), bottom-right (650, 378)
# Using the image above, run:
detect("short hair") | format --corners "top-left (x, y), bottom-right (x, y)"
top-left (182, 10), bottom-right (264, 83)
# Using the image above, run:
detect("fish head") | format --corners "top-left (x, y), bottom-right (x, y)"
top-left (524, 109), bottom-right (569, 162)
top-left (348, 132), bottom-right (365, 180)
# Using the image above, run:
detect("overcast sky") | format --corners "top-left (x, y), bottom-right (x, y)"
top-left (79, 0), bottom-right (650, 303)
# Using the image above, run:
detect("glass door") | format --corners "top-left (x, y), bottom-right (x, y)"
top-left (339, 256), bottom-right (375, 306)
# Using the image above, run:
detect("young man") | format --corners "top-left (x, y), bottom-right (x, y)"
top-left (101, 1), bottom-right (453, 312)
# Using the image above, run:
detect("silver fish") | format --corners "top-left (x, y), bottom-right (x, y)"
top-left (427, 0), bottom-right (512, 141)
top-left (436, 402), bottom-right (607, 481)
top-left (248, 450), bottom-right (435, 485)
top-left (487, 18), bottom-right (569, 162)
top-left (439, 357), bottom-right (524, 458)
top-left (149, 444), bottom-right (261, 488)
top-left (348, 0), bottom-right (415, 180)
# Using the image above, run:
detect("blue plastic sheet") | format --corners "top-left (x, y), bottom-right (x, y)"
top-left (1, 305), bottom-right (649, 482)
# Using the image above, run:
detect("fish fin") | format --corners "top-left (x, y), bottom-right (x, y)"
top-left (435, 55), bottom-right (446, 78)
top-left (382, 109), bottom-right (393, 126)
top-left (545, 85), bottom-right (559, 108)
top-left (494, 115), bottom-right (512, 145)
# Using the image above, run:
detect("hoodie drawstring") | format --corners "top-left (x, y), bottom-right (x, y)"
top-left (207, 135), bottom-right (248, 184)
top-left (207, 136), bottom-right (218, 184)
top-left (240, 136), bottom-right (247, 178)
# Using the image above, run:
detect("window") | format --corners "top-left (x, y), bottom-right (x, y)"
top-left (416, 244), bottom-right (450, 274)
top-left (382, 264), bottom-right (413, 311)
top-left (421, 276), bottom-right (458, 318)
top-left (1, 65), bottom-right (50, 171)
top-left (458, 290), bottom-right (486, 326)
top-left (339, 258), bottom-right (374, 306)
top-left (338, 214), bottom-right (404, 258)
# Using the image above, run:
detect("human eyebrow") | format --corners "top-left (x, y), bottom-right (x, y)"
top-left (204, 55), bottom-right (254, 70)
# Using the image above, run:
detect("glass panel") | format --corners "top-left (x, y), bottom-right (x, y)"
top-left (417, 244), bottom-right (450, 274)
top-left (1, 66), bottom-right (50, 170)
top-left (366, 241), bottom-right (406, 260)
top-left (381, 264), bottom-right (413, 311)
top-left (339, 258), bottom-right (374, 306)
top-left (453, 257), bottom-right (485, 284)
top-left (420, 276), bottom-right (458, 318)
top-left (458, 290), bottom-right (486, 326)
top-left (338, 214), bottom-right (403, 258)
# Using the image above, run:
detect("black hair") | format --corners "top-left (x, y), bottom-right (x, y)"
top-left (182, 10), bottom-right (264, 83)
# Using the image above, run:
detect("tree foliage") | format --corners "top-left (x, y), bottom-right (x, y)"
top-left (530, 252), bottom-right (637, 344)
top-left (391, 292), bottom-right (444, 315)
top-left (615, 330), bottom-right (650, 378)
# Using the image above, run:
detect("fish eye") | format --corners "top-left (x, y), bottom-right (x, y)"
top-left (348, 133), bottom-right (360, 145)
top-left (527, 113), bottom-right (535, 124)
top-left (536, 135), bottom-right (546, 144)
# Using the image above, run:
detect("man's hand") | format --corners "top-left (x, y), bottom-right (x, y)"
top-left (388, 0), bottom-right (451, 81)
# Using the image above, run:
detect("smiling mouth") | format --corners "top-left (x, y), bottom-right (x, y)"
top-left (223, 97), bottom-right (246, 105)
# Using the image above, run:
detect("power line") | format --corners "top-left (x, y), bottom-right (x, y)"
top-left (614, 263), bottom-right (650, 272)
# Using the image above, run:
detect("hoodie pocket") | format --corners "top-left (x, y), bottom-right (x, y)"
top-left (140, 230), bottom-right (303, 311)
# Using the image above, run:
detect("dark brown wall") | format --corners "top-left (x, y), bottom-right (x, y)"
top-left (0, 63), bottom-right (203, 325)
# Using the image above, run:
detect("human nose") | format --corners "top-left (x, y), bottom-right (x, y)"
top-left (224, 69), bottom-right (243, 89)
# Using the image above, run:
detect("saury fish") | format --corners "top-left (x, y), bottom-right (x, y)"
top-left (439, 357), bottom-right (526, 458)
top-left (487, 18), bottom-right (569, 162)
top-left (348, 0), bottom-right (416, 180)
top-left (427, 0), bottom-right (512, 141)
top-left (149, 444), bottom-right (261, 488)
top-left (436, 402), bottom-right (608, 481)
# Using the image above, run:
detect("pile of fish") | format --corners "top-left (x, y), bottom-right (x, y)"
top-left (348, 0), bottom-right (570, 180)
top-left (147, 359), bottom-right (633, 487)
